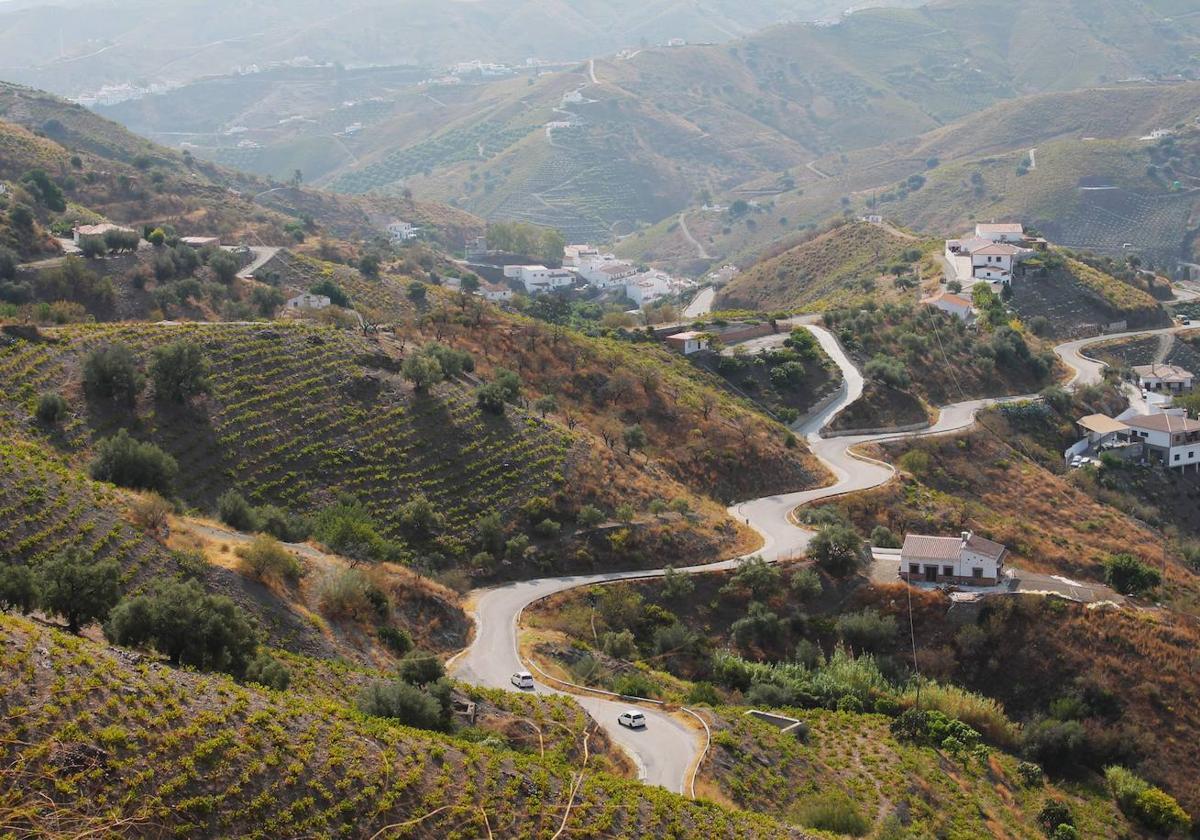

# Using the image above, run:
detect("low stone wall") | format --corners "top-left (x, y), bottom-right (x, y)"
top-left (821, 419), bottom-right (931, 439)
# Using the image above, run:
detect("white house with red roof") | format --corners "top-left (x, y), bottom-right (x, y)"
top-left (945, 223), bottom-right (1033, 286)
top-left (899, 531), bottom-right (1008, 586)
top-left (921, 290), bottom-right (975, 321)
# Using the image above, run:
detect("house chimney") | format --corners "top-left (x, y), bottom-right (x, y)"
top-left (961, 531), bottom-right (971, 544)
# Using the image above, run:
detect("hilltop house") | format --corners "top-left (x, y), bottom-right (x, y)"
top-left (286, 293), bottom-right (331, 311)
top-left (1133, 364), bottom-right (1193, 395)
top-left (664, 330), bottom-right (709, 355)
top-left (899, 531), bottom-right (1008, 586)
top-left (921, 290), bottom-right (975, 321)
top-left (945, 223), bottom-right (1032, 286)
top-left (625, 270), bottom-right (673, 306)
top-left (1070, 407), bottom-right (1200, 470)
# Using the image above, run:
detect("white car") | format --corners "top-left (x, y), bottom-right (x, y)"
top-left (617, 710), bottom-right (647, 729)
top-left (510, 671), bottom-right (534, 690)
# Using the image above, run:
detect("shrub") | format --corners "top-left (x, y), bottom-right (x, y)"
top-left (686, 681), bottom-right (721, 705)
top-left (577, 505), bottom-right (605, 528)
top-left (398, 653), bottom-right (445, 687)
top-left (890, 708), bottom-right (983, 755)
top-left (402, 353), bottom-right (443, 392)
top-left (235, 535), bottom-right (302, 584)
top-left (397, 494), bottom-right (443, 538)
top-left (207, 250), bottom-right (241, 284)
top-left (475, 381), bottom-right (509, 415)
top-left (611, 672), bottom-right (659, 699)
top-left (731, 602), bottom-right (783, 649)
top-left (864, 354), bottom-right (910, 388)
top-left (90, 430), bottom-right (178, 495)
top-left (809, 524), bottom-right (864, 577)
top-left (669, 497), bottom-right (690, 514)
top-left (316, 569), bottom-right (374, 620)
top-left (150, 340), bottom-right (210, 403)
top-left (796, 791), bottom-right (869, 837)
top-left (1017, 761), bottom-right (1044, 788)
top-left (356, 678), bottom-right (450, 731)
top-left (661, 566), bottom-right (695, 600)
top-left (255, 505), bottom-right (310, 542)
top-left (244, 652), bottom-right (290, 690)
top-left (35, 550), bottom-right (121, 633)
top-left (129, 492), bottom-right (172, 534)
top-left (1106, 766), bottom-right (1191, 833)
top-left (721, 556), bottom-right (780, 601)
top-left (105, 578), bottom-right (258, 676)
top-left (217, 489), bottom-right (260, 532)
top-left (533, 518), bottom-right (560, 538)
top-left (1103, 553), bottom-right (1161, 596)
top-left (1023, 718), bottom-right (1088, 774)
top-left (83, 344), bottom-right (145, 405)
top-left (35, 392), bottom-right (69, 424)
top-left (378, 625), bottom-right (413, 655)
top-left (601, 630), bottom-right (637, 659)
top-left (0, 246), bottom-right (16, 281)
top-left (790, 568), bottom-right (822, 601)
top-left (835, 608), bottom-right (897, 652)
top-left (870, 525), bottom-right (901, 549)
top-left (0, 564), bottom-right (36, 613)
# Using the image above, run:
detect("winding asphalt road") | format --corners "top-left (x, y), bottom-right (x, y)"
top-left (450, 323), bottom-right (1174, 795)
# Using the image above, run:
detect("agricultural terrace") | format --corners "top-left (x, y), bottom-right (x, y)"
top-left (0, 322), bottom-right (572, 564)
top-left (0, 614), bottom-right (810, 839)
top-left (268, 250), bottom-right (831, 503)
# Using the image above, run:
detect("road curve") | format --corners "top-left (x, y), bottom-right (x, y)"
top-left (451, 324), bottom-right (1166, 794)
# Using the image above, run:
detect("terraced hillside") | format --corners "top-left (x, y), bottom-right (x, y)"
top-left (0, 322), bottom-right (569, 552)
top-left (0, 613), bottom-right (808, 839)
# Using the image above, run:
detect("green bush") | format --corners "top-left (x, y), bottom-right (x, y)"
top-left (34, 391), bottom-right (69, 424)
top-left (1037, 798), bottom-right (1074, 834)
top-left (235, 535), bottom-right (302, 584)
top-left (809, 524), bottom-right (864, 577)
top-left (870, 525), bottom-right (901, 549)
top-left (611, 672), bottom-right (659, 699)
top-left (1102, 553), bottom-right (1161, 597)
top-left (1106, 766), bottom-right (1191, 833)
top-left (105, 579), bottom-right (258, 677)
top-left (577, 505), bottom-right (605, 528)
top-left (35, 550), bottom-right (121, 633)
top-left (601, 629), bottom-right (637, 659)
top-left (90, 430), bottom-right (178, 495)
top-left (0, 564), bottom-right (36, 613)
top-left (356, 678), bottom-right (452, 731)
top-left (835, 608), bottom-right (897, 652)
top-left (378, 625), bottom-right (413, 656)
top-left (150, 340), bottom-right (210, 403)
top-left (217, 489), bottom-right (259, 532)
top-left (796, 791), bottom-right (869, 836)
top-left (397, 653), bottom-right (445, 687)
top-left (316, 569), bottom-right (375, 620)
top-left (83, 344), bottom-right (145, 405)
top-left (244, 652), bottom-right (290, 690)
top-left (790, 568), bottom-right (822, 601)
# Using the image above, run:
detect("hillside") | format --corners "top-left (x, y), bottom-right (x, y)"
top-left (0, 81), bottom-right (482, 255)
top-left (621, 82), bottom-right (1200, 273)
top-left (714, 221), bottom-right (932, 312)
top-left (0, 613), bottom-right (808, 839)
top-left (301, 0), bottom-right (1200, 248)
top-left (0, 0), bottom-right (923, 99)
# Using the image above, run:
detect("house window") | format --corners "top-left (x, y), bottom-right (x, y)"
top-left (1175, 453), bottom-right (1181, 462)
top-left (908, 564), bottom-right (919, 576)
top-left (942, 566), bottom-right (954, 577)
top-left (972, 567), bottom-right (984, 579)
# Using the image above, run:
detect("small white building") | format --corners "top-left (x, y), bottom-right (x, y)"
top-left (563, 244), bottom-right (601, 268)
top-left (503, 264), bottom-right (576, 294)
top-left (478, 281), bottom-right (514, 302)
top-left (974, 223), bottom-right (1025, 244)
top-left (899, 531), bottom-right (1008, 586)
top-left (921, 290), bottom-right (975, 321)
top-left (578, 259), bottom-right (637, 287)
top-left (945, 231), bottom-right (1032, 286)
top-left (286, 293), bottom-right (331, 311)
top-left (625, 270), bottom-right (673, 306)
top-left (1132, 364), bottom-right (1193, 395)
top-left (387, 221), bottom-right (420, 242)
top-left (664, 330), bottom-right (709, 355)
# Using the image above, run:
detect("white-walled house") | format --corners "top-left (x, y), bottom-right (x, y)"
top-left (921, 290), bottom-right (974, 321)
top-left (286, 293), bottom-right (331, 311)
top-left (478, 281), bottom-right (514, 302)
top-left (503, 264), bottom-right (576, 294)
top-left (563, 244), bottom-right (600, 268)
top-left (579, 259), bottom-right (637, 287)
top-left (1133, 364), bottom-right (1193, 395)
top-left (625, 270), bottom-right (672, 306)
top-left (974, 223), bottom-right (1025, 243)
top-left (899, 531), bottom-right (1008, 586)
top-left (1122, 411), bottom-right (1200, 469)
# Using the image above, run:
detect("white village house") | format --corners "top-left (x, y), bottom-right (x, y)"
top-left (625, 270), bottom-right (673, 306)
top-left (578, 258), bottom-right (637, 288)
top-left (286, 293), bottom-right (331, 311)
top-left (1133, 364), bottom-right (1194, 395)
top-left (921, 290), bottom-right (974, 321)
top-left (899, 531), bottom-right (1008, 586)
top-left (1070, 407), bottom-right (1200, 471)
top-left (974, 222), bottom-right (1026, 244)
top-left (503, 264), bottom-right (576, 294)
top-left (478, 280), bottom-right (514, 302)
